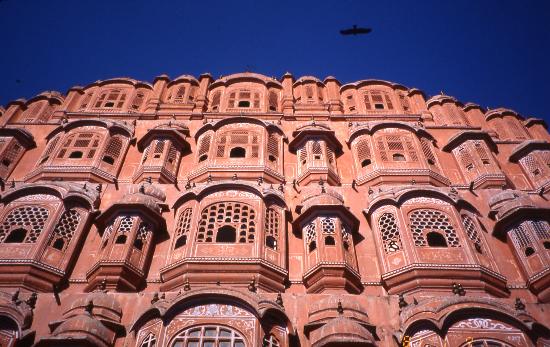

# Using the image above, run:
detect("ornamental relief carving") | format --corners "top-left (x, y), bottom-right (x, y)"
top-left (205, 190), bottom-right (260, 200)
top-left (402, 197), bottom-right (449, 206)
top-left (452, 318), bottom-right (513, 331)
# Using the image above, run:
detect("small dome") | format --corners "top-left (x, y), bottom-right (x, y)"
top-left (488, 190), bottom-right (522, 208)
top-left (127, 182), bottom-right (166, 202)
top-left (69, 292), bottom-right (122, 322)
top-left (301, 186), bottom-right (344, 210)
top-left (53, 314), bottom-right (112, 346)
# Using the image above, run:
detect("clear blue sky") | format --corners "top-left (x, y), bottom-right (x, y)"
top-left (1, 0), bottom-right (549, 120)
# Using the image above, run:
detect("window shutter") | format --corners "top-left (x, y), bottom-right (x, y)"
top-left (384, 93), bottom-right (394, 110)
top-left (211, 91), bottom-right (221, 109)
top-left (377, 139), bottom-right (388, 161)
top-left (198, 134), bottom-right (212, 159)
top-left (228, 92), bottom-right (236, 108)
top-left (363, 93), bottom-right (372, 110)
top-left (174, 86), bottom-right (186, 103)
top-left (420, 138), bottom-right (437, 165)
top-left (458, 145), bottom-right (475, 170)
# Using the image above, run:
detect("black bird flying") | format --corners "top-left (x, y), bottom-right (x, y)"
top-left (340, 25), bottom-right (372, 36)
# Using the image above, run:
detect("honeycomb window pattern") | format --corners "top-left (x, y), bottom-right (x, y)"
top-left (304, 221), bottom-right (316, 245)
top-left (118, 216), bottom-right (135, 234)
top-left (531, 220), bottom-right (550, 241)
top-left (0, 206), bottom-right (49, 243)
top-left (379, 212), bottom-right (402, 253)
top-left (49, 208), bottom-right (81, 251)
top-left (264, 208), bottom-right (280, 238)
top-left (197, 202), bottom-right (256, 243)
top-left (321, 217), bottom-right (336, 235)
top-left (462, 215), bottom-right (482, 249)
top-left (409, 209), bottom-right (460, 247)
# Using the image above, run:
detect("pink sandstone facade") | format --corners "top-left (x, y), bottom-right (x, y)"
top-left (0, 72), bottom-right (548, 346)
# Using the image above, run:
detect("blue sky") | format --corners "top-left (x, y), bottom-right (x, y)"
top-left (0, 0), bottom-right (549, 120)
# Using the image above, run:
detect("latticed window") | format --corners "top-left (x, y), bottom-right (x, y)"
top-left (474, 141), bottom-right (491, 164)
top-left (267, 133), bottom-right (280, 164)
top-left (140, 333), bottom-right (156, 347)
top-left (0, 140), bottom-right (22, 175)
top-left (268, 91), bottom-right (278, 111)
top-left (79, 92), bottom-right (93, 110)
top-left (377, 135), bottom-right (418, 162)
top-left (39, 136), bottom-right (60, 165)
top-left (114, 215), bottom-right (135, 245)
top-left (228, 89), bottom-right (261, 109)
top-left (398, 92), bottom-right (411, 112)
top-left (49, 208), bottom-right (81, 251)
top-left (174, 208), bottom-right (193, 249)
top-left (21, 103), bottom-right (42, 122)
top-left (171, 325), bottom-right (245, 347)
top-left (531, 220), bottom-right (550, 242)
top-left (409, 209), bottom-right (460, 247)
top-left (344, 93), bottom-right (356, 112)
top-left (506, 118), bottom-right (528, 140)
top-left (265, 208), bottom-right (280, 250)
top-left (321, 217), bottom-right (337, 246)
top-left (102, 135), bottom-right (124, 165)
top-left (197, 202), bottom-right (256, 243)
top-left (263, 334), bottom-right (280, 347)
top-left (197, 134), bottom-right (212, 162)
top-left (210, 91), bottom-right (221, 110)
top-left (36, 104), bottom-right (54, 123)
top-left (134, 222), bottom-right (152, 250)
top-left (520, 154), bottom-right (543, 178)
top-left (94, 89), bottom-right (127, 108)
top-left (56, 132), bottom-right (102, 161)
top-left (312, 141), bottom-right (323, 160)
top-left (0, 206), bottom-right (49, 243)
top-left (379, 212), bottom-right (402, 253)
top-left (216, 131), bottom-right (260, 159)
top-left (510, 223), bottom-right (535, 257)
top-left (173, 86), bottom-right (186, 103)
top-left (363, 90), bottom-right (394, 110)
top-left (420, 138), bottom-right (437, 166)
top-left (355, 138), bottom-right (372, 168)
top-left (131, 91), bottom-right (146, 110)
top-left (462, 215), bottom-right (483, 252)
top-left (304, 221), bottom-right (317, 252)
top-left (457, 145), bottom-right (475, 171)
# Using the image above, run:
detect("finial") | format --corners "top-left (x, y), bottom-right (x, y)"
top-left (248, 278), bottom-right (257, 292)
top-left (207, 174), bottom-right (213, 183)
top-left (83, 182), bottom-right (87, 190)
top-left (276, 292), bottom-right (284, 307)
top-left (10, 180), bottom-right (15, 188)
top-left (398, 294), bottom-right (408, 309)
top-left (278, 183), bottom-right (284, 192)
top-left (411, 179), bottom-right (416, 185)
top-left (368, 187), bottom-right (373, 195)
top-left (184, 278), bottom-right (191, 291)
top-left (151, 292), bottom-right (159, 304)
top-left (145, 176), bottom-right (152, 184)
top-left (139, 184), bottom-right (145, 193)
top-left (352, 179), bottom-right (356, 189)
top-left (515, 297), bottom-right (525, 311)
top-left (185, 180), bottom-right (191, 190)
top-left (11, 290), bottom-right (20, 304)
top-left (26, 292), bottom-right (37, 309)
top-left (85, 300), bottom-right (94, 314)
top-left (96, 183), bottom-right (102, 192)
top-left (232, 173), bottom-right (238, 181)
top-left (216, 280), bottom-right (221, 286)
top-left (452, 282), bottom-right (465, 296)
top-left (336, 300), bottom-right (344, 314)
top-left (257, 177), bottom-right (263, 186)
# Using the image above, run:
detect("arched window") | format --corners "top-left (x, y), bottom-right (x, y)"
top-left (79, 92), bottom-right (93, 110)
top-left (379, 212), bottom-right (402, 253)
top-left (0, 206), bottom-right (49, 243)
top-left (426, 231), bottom-right (448, 247)
top-left (229, 147), bottom-right (246, 158)
top-left (49, 208), bottom-right (81, 252)
top-left (216, 225), bottom-right (236, 242)
top-left (409, 209), bottom-right (460, 248)
top-left (197, 202), bottom-right (256, 243)
top-left (228, 90), bottom-right (260, 109)
top-left (171, 325), bottom-right (245, 347)
top-left (114, 216), bottom-right (134, 245)
top-left (420, 138), bottom-right (437, 166)
top-left (39, 136), bottom-right (60, 165)
top-left (131, 91), bottom-right (146, 110)
top-left (174, 208), bottom-right (192, 249)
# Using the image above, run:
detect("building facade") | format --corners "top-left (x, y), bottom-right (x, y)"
top-left (0, 72), bottom-right (548, 346)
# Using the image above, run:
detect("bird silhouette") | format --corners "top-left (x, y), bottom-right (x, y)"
top-left (340, 25), bottom-right (372, 36)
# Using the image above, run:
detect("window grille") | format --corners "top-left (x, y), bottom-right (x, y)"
top-left (462, 215), bottom-right (482, 249)
top-left (421, 138), bottom-right (437, 165)
top-left (197, 202), bottom-right (256, 243)
top-left (321, 217), bottom-right (336, 234)
top-left (268, 91), bottom-right (278, 111)
top-left (410, 209), bottom-right (460, 247)
top-left (173, 86), bottom-right (186, 103)
top-left (174, 208), bottom-right (192, 249)
top-left (49, 208), bottom-right (81, 251)
top-left (0, 206), bottom-right (49, 243)
top-left (265, 208), bottom-right (280, 250)
top-left (198, 134), bottom-right (212, 161)
top-left (171, 325), bottom-right (245, 347)
top-left (94, 89), bottom-right (126, 108)
top-left (131, 91), bottom-right (145, 110)
top-left (304, 221), bottom-right (316, 244)
top-left (211, 91), bottom-right (221, 110)
top-left (379, 212), bottom-right (402, 253)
